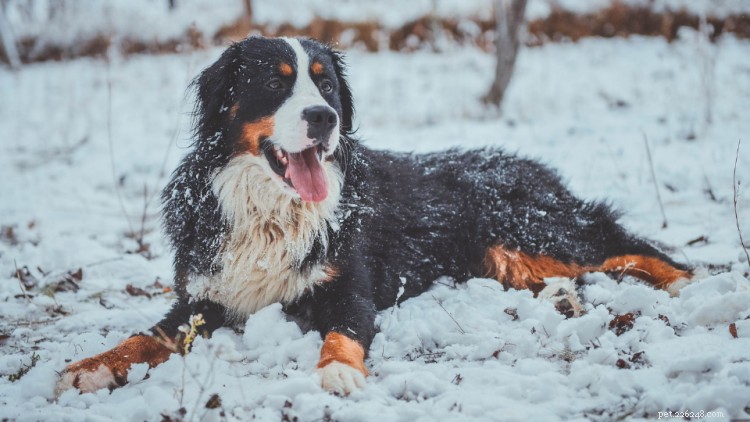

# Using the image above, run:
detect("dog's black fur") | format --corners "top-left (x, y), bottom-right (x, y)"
top-left (151, 36), bottom-right (688, 354)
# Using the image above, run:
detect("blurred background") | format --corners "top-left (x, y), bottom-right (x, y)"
top-left (2, 0), bottom-right (749, 63)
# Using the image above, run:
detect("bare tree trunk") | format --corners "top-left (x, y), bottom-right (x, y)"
top-left (0, 1), bottom-right (21, 69)
top-left (483, 0), bottom-right (528, 107)
top-left (243, 0), bottom-right (253, 20)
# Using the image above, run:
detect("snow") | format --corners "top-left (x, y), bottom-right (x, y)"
top-left (2, 23), bottom-right (750, 422)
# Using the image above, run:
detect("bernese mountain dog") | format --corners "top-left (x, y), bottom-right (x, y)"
top-left (56, 36), bottom-right (692, 396)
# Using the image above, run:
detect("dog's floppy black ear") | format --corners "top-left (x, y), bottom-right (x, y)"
top-left (331, 51), bottom-right (355, 135)
top-left (192, 43), bottom-right (240, 138)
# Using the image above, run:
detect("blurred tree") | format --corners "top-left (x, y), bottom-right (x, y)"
top-left (483, 0), bottom-right (527, 107)
top-left (243, 0), bottom-right (253, 19)
top-left (0, 0), bottom-right (21, 69)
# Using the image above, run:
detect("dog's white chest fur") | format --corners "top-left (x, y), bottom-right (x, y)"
top-left (186, 154), bottom-right (342, 317)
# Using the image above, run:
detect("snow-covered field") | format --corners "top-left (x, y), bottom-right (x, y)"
top-left (2, 30), bottom-right (750, 421)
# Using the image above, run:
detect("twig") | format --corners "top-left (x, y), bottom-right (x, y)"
top-left (702, 172), bottom-right (718, 202)
top-left (13, 259), bottom-right (31, 304)
top-left (83, 256), bottom-right (124, 268)
top-left (106, 61), bottom-right (136, 239)
top-left (137, 183), bottom-right (149, 250)
top-left (431, 295), bottom-right (465, 334)
top-left (642, 132), bottom-right (668, 229)
top-left (686, 235), bottom-right (708, 247)
top-left (7, 352), bottom-right (40, 382)
top-left (136, 51), bottom-right (196, 250)
top-left (733, 140), bottom-right (750, 265)
top-left (186, 344), bottom-right (221, 422)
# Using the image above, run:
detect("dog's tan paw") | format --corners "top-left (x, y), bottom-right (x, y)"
top-left (538, 278), bottom-right (583, 318)
top-left (316, 361), bottom-right (366, 395)
top-left (55, 335), bottom-right (173, 397)
top-left (316, 332), bottom-right (368, 395)
top-left (55, 363), bottom-right (119, 396)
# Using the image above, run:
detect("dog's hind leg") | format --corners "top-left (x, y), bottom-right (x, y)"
top-left (482, 246), bottom-right (587, 316)
top-left (56, 299), bottom-right (226, 395)
top-left (482, 246), bottom-right (585, 294)
top-left (481, 242), bottom-right (693, 316)
top-left (596, 253), bottom-right (692, 296)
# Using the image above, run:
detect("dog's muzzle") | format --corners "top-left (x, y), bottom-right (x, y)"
top-left (302, 105), bottom-right (337, 148)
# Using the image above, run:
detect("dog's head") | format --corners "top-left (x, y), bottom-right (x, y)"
top-left (193, 36), bottom-right (354, 203)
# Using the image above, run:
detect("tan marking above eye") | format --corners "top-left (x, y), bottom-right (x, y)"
top-left (279, 63), bottom-right (293, 76)
top-left (240, 117), bottom-right (275, 156)
top-left (311, 62), bottom-right (324, 75)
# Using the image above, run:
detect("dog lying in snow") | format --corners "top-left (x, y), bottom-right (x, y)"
top-left (56, 36), bottom-right (692, 396)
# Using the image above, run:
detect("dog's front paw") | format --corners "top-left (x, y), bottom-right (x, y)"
top-left (316, 361), bottom-right (366, 395)
top-left (316, 332), bottom-right (368, 395)
top-left (55, 335), bottom-right (173, 397)
top-left (55, 359), bottom-right (121, 396)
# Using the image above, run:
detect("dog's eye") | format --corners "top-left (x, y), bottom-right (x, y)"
top-left (320, 80), bottom-right (333, 93)
top-left (265, 79), bottom-right (283, 91)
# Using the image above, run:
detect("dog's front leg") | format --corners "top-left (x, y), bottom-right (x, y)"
top-left (56, 299), bottom-right (226, 395)
top-left (56, 334), bottom-right (173, 395)
top-left (308, 273), bottom-right (376, 395)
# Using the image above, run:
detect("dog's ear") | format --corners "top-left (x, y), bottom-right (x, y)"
top-left (331, 51), bottom-right (355, 135)
top-left (192, 43), bottom-right (241, 138)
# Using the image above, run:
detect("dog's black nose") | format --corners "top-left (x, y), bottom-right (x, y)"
top-left (302, 106), bottom-right (337, 144)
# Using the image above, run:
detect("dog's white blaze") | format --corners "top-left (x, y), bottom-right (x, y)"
top-left (185, 153), bottom-right (343, 317)
top-left (273, 38), bottom-right (339, 155)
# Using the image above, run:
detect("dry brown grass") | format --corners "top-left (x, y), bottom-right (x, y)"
top-left (4, 3), bottom-right (750, 65)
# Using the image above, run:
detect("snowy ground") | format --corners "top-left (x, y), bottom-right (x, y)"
top-left (2, 31), bottom-right (750, 421)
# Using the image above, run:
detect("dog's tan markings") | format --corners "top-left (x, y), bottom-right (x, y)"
top-left (228, 102), bottom-right (240, 120)
top-left (321, 265), bottom-right (339, 283)
top-left (279, 62), bottom-right (293, 76)
top-left (317, 332), bottom-right (368, 376)
top-left (62, 335), bottom-right (173, 393)
top-left (483, 246), bottom-right (583, 294)
top-left (599, 255), bottom-right (691, 289)
top-left (484, 246), bottom-right (691, 295)
top-left (240, 117), bottom-right (274, 156)
top-left (311, 61), bottom-right (324, 75)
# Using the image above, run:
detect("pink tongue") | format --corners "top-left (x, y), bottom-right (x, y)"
top-left (286, 148), bottom-right (328, 202)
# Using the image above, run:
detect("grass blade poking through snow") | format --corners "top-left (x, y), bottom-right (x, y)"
top-left (733, 139), bottom-right (750, 266)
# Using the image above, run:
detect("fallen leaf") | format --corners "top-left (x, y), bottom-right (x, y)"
top-left (729, 323), bottom-right (738, 338)
top-left (504, 307), bottom-right (519, 321)
top-left (13, 266), bottom-right (37, 290)
top-left (205, 394), bottom-right (222, 409)
top-left (609, 313), bottom-right (635, 336)
top-left (126, 284), bottom-right (151, 298)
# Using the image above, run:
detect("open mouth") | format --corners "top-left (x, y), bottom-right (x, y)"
top-left (262, 140), bottom-right (328, 203)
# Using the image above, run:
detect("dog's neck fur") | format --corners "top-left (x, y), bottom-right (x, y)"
top-left (186, 154), bottom-right (343, 317)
